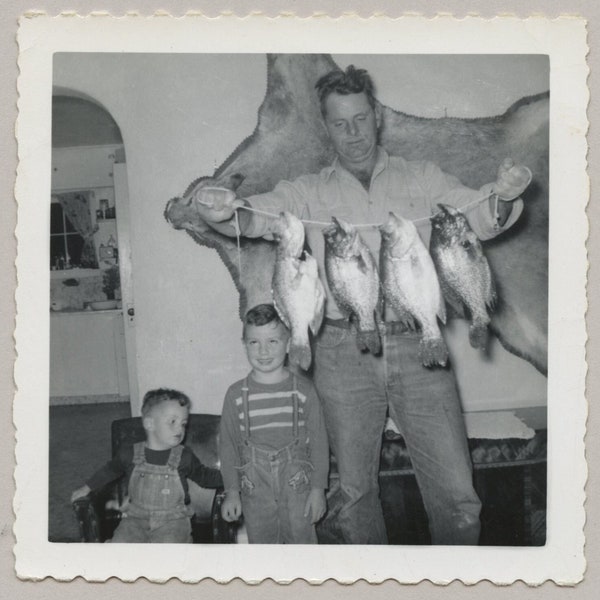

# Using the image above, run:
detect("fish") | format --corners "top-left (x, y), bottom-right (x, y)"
top-left (379, 212), bottom-right (449, 367)
top-left (429, 203), bottom-right (497, 350)
top-left (271, 211), bottom-right (326, 370)
top-left (323, 217), bottom-right (382, 355)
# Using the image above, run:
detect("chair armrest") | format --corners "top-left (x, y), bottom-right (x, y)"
top-left (72, 495), bottom-right (102, 542)
top-left (211, 489), bottom-right (238, 543)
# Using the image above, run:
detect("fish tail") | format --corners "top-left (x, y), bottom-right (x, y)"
top-left (419, 336), bottom-right (449, 368)
top-left (469, 321), bottom-right (489, 350)
top-left (356, 329), bottom-right (382, 356)
top-left (289, 341), bottom-right (312, 371)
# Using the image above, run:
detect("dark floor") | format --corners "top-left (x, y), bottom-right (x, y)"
top-left (50, 402), bottom-right (546, 545)
top-left (49, 402), bottom-right (131, 542)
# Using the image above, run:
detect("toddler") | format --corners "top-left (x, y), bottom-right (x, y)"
top-left (71, 388), bottom-right (223, 543)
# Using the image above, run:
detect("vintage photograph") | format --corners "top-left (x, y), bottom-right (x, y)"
top-left (49, 52), bottom-right (549, 548)
top-left (14, 16), bottom-right (587, 584)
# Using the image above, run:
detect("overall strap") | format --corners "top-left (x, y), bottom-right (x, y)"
top-left (291, 374), bottom-right (299, 440)
top-left (132, 441), bottom-right (146, 465)
top-left (241, 377), bottom-right (251, 440)
top-left (166, 444), bottom-right (184, 470)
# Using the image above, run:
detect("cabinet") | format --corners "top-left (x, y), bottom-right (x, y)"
top-left (50, 310), bottom-right (129, 403)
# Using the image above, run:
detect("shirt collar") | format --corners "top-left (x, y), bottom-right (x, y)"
top-left (322, 146), bottom-right (390, 182)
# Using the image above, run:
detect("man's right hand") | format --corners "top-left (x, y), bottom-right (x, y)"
top-left (187, 186), bottom-right (246, 224)
top-left (221, 490), bottom-right (242, 522)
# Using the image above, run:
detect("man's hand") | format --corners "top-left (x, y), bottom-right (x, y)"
top-left (303, 488), bottom-right (327, 524)
top-left (221, 490), bottom-right (242, 522)
top-left (493, 158), bottom-right (532, 201)
top-left (71, 484), bottom-right (91, 503)
top-left (186, 186), bottom-right (246, 224)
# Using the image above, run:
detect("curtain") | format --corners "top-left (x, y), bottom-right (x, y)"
top-left (57, 191), bottom-right (99, 269)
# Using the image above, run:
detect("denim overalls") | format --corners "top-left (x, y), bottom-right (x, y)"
top-left (111, 442), bottom-right (193, 543)
top-left (237, 375), bottom-right (317, 544)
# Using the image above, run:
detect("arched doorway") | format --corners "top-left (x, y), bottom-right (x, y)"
top-left (50, 92), bottom-right (138, 409)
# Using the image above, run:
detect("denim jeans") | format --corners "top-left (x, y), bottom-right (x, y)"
top-left (238, 440), bottom-right (317, 544)
top-left (313, 324), bottom-right (481, 545)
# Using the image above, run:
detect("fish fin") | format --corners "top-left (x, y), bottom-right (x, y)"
top-left (310, 286), bottom-right (326, 335)
top-left (469, 322), bottom-right (489, 350)
top-left (419, 337), bottom-right (449, 368)
top-left (289, 341), bottom-right (312, 371)
top-left (272, 295), bottom-right (291, 330)
top-left (441, 286), bottom-right (464, 318)
top-left (356, 329), bottom-right (382, 356)
top-left (437, 295), bottom-right (447, 325)
top-left (357, 247), bottom-right (375, 275)
top-left (486, 281), bottom-right (498, 311)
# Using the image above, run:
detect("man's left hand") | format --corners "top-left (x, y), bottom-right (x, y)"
top-left (493, 158), bottom-right (532, 201)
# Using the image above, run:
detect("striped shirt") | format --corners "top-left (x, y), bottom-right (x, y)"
top-left (219, 371), bottom-right (329, 490)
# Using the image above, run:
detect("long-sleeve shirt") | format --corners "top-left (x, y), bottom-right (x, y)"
top-left (243, 148), bottom-right (523, 320)
top-left (86, 444), bottom-right (223, 505)
top-left (219, 371), bottom-right (329, 491)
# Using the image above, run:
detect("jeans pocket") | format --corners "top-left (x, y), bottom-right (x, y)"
top-left (316, 326), bottom-right (350, 349)
top-left (288, 461), bottom-right (314, 495)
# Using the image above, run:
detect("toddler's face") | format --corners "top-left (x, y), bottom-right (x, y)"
top-left (244, 321), bottom-right (290, 375)
top-left (144, 401), bottom-right (189, 450)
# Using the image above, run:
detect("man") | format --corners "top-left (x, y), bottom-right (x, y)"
top-left (193, 65), bottom-right (531, 544)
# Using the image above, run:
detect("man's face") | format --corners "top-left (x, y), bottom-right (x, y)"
top-left (144, 401), bottom-right (189, 450)
top-left (323, 91), bottom-right (381, 170)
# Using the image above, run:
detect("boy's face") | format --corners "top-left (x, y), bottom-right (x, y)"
top-left (144, 401), bottom-right (189, 451)
top-left (244, 321), bottom-right (290, 376)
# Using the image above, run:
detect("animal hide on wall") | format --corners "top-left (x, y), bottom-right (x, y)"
top-left (165, 53), bottom-right (548, 375)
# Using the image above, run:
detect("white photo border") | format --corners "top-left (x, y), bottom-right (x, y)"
top-left (14, 14), bottom-right (588, 584)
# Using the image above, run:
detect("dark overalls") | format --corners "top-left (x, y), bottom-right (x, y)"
top-left (237, 375), bottom-right (317, 544)
top-left (111, 442), bottom-right (194, 543)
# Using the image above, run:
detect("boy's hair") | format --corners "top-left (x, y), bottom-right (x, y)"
top-left (242, 303), bottom-right (286, 339)
top-left (315, 64), bottom-right (377, 117)
top-left (141, 388), bottom-right (190, 418)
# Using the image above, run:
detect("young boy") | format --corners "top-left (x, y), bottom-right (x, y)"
top-left (220, 304), bottom-right (329, 543)
top-left (71, 388), bottom-right (223, 543)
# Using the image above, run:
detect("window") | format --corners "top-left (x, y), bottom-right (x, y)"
top-left (50, 201), bottom-right (85, 269)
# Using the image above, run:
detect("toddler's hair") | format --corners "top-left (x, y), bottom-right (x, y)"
top-left (141, 388), bottom-right (191, 417)
top-left (243, 303), bottom-right (285, 339)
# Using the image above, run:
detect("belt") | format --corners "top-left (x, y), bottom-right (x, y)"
top-left (323, 317), bottom-right (416, 335)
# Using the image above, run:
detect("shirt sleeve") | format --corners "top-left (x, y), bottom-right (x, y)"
top-left (219, 384), bottom-right (244, 491)
top-left (86, 445), bottom-right (132, 491)
top-left (242, 176), bottom-right (315, 239)
top-left (419, 161), bottom-right (524, 241)
top-left (183, 447), bottom-right (224, 489)
top-left (302, 381), bottom-right (330, 489)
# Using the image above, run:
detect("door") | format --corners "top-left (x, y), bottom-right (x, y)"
top-left (113, 162), bottom-right (140, 413)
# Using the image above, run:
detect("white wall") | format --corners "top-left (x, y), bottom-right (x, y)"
top-left (53, 54), bottom-right (548, 415)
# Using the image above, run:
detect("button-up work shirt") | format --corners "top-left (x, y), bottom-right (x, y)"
top-left (245, 148), bottom-right (523, 319)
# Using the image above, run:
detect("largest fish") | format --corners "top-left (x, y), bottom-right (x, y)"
top-left (380, 212), bottom-right (448, 367)
top-left (323, 217), bottom-right (382, 355)
top-left (429, 203), bottom-right (497, 349)
top-left (271, 211), bottom-right (326, 370)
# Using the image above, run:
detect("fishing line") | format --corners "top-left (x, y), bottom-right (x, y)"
top-left (235, 191), bottom-right (495, 229)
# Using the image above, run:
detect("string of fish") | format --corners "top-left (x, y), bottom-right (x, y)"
top-left (231, 190), bottom-right (498, 274)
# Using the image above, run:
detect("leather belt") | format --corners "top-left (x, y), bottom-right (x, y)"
top-left (323, 317), bottom-right (416, 335)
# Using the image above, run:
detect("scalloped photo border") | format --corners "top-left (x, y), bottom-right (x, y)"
top-left (14, 13), bottom-right (588, 584)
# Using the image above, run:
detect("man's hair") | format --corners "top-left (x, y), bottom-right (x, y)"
top-left (315, 64), bottom-right (376, 117)
top-left (243, 303), bottom-right (286, 339)
top-left (141, 388), bottom-right (191, 418)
